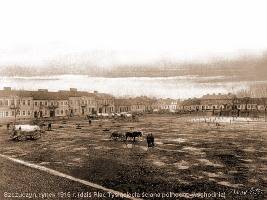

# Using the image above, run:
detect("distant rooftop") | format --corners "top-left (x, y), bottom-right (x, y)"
top-left (201, 93), bottom-right (236, 100)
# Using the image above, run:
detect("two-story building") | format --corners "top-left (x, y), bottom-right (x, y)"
top-left (95, 91), bottom-right (115, 114)
top-left (115, 99), bottom-right (132, 113)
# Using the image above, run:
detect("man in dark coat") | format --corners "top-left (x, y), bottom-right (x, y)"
top-left (48, 123), bottom-right (52, 131)
top-left (147, 133), bottom-right (155, 148)
top-left (150, 133), bottom-right (155, 147)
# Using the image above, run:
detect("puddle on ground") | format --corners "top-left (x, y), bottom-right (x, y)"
top-left (72, 158), bottom-right (81, 162)
top-left (197, 159), bottom-right (223, 167)
top-left (55, 146), bottom-right (68, 151)
top-left (182, 146), bottom-right (206, 156)
top-left (66, 163), bottom-right (80, 167)
top-left (139, 146), bottom-right (148, 151)
top-left (243, 147), bottom-right (256, 152)
top-left (72, 147), bottom-right (87, 152)
top-left (173, 160), bottom-right (190, 170)
top-left (241, 159), bottom-right (254, 163)
top-left (39, 162), bottom-right (50, 165)
top-left (88, 144), bottom-right (97, 146)
top-left (123, 144), bottom-right (134, 149)
top-left (153, 161), bottom-right (166, 167)
top-left (217, 181), bottom-right (243, 188)
top-left (203, 171), bottom-right (225, 178)
top-left (101, 138), bottom-right (111, 141)
top-left (155, 141), bottom-right (163, 145)
top-left (248, 178), bottom-right (258, 183)
top-left (169, 138), bottom-right (187, 143)
top-left (94, 146), bottom-right (113, 150)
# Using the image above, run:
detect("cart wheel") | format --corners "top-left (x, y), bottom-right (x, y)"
top-left (17, 135), bottom-right (24, 141)
top-left (33, 132), bottom-right (41, 140)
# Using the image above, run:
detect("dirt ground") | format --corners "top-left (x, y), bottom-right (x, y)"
top-left (0, 114), bottom-right (266, 199)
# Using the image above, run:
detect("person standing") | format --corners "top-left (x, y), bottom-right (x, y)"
top-left (150, 133), bottom-right (155, 147)
top-left (147, 133), bottom-right (155, 148)
top-left (146, 134), bottom-right (151, 147)
top-left (48, 123), bottom-right (52, 131)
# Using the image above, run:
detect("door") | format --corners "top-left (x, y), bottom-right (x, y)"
top-left (50, 110), bottom-right (55, 117)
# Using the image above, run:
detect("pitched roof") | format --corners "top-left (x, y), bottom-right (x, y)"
top-left (31, 91), bottom-right (69, 100)
top-left (0, 90), bottom-right (18, 97)
top-left (94, 93), bottom-right (115, 99)
top-left (115, 99), bottom-right (132, 106)
top-left (201, 93), bottom-right (236, 100)
top-left (182, 98), bottom-right (201, 106)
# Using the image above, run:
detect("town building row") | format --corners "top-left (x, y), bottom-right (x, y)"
top-left (1, 87), bottom-right (267, 122)
top-left (0, 87), bottom-right (155, 122)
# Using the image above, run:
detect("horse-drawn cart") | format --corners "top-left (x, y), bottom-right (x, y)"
top-left (10, 125), bottom-right (42, 141)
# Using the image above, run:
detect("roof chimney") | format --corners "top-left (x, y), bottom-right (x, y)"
top-left (94, 91), bottom-right (98, 93)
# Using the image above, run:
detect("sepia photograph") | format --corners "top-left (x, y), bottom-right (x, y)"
top-left (0, 0), bottom-right (266, 199)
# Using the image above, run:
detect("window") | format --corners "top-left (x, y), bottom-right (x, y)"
top-left (6, 112), bottom-right (9, 117)
top-left (0, 100), bottom-right (2, 106)
top-left (11, 100), bottom-right (15, 105)
top-left (0, 111), bottom-right (3, 118)
top-left (4, 100), bottom-right (8, 106)
top-left (22, 100), bottom-right (26, 105)
top-left (23, 111), bottom-right (26, 116)
top-left (45, 101), bottom-right (48, 106)
top-left (12, 111), bottom-right (15, 116)
top-left (35, 102), bottom-right (38, 106)
top-left (28, 100), bottom-right (31, 106)
top-left (28, 111), bottom-right (31, 116)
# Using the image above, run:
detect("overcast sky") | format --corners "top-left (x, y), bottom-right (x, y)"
top-left (0, 0), bottom-right (267, 67)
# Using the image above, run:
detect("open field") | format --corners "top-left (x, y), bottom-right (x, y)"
top-left (0, 114), bottom-right (266, 199)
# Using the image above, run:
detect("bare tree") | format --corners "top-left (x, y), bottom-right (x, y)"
top-left (10, 97), bottom-right (21, 124)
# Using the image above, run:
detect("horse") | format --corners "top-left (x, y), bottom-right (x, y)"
top-left (110, 131), bottom-right (125, 140)
top-left (125, 131), bottom-right (142, 142)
